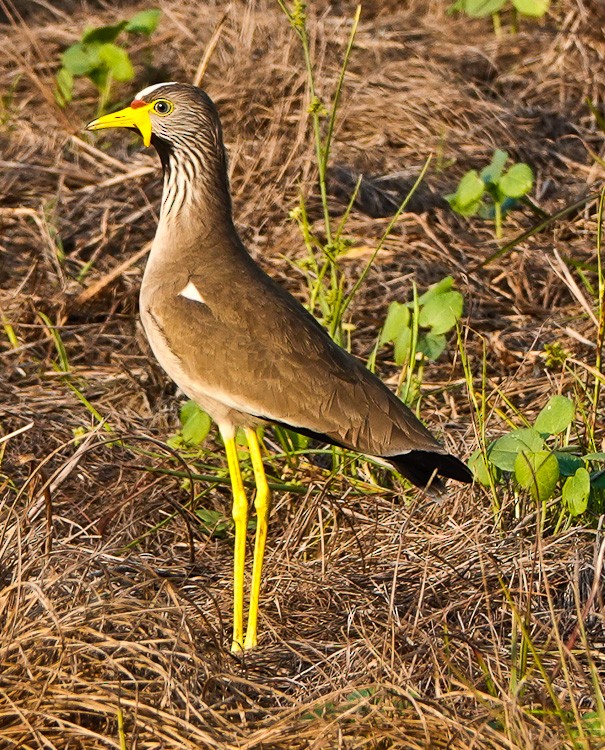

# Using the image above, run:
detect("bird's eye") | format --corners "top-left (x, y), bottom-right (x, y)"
top-left (153, 99), bottom-right (173, 116)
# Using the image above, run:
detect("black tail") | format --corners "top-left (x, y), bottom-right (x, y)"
top-left (389, 450), bottom-right (473, 493)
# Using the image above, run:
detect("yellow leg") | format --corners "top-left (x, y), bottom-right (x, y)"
top-left (244, 428), bottom-right (271, 650)
top-left (221, 426), bottom-right (248, 654)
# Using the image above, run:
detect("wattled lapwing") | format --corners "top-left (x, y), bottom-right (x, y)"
top-left (87, 82), bottom-right (471, 653)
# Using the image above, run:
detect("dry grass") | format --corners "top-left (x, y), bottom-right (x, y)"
top-left (1, 0), bottom-right (605, 747)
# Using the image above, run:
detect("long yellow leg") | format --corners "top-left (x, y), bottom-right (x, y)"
top-left (221, 427), bottom-right (248, 653)
top-left (244, 428), bottom-right (271, 650)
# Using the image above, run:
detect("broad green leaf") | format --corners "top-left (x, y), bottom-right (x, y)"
top-left (480, 149), bottom-right (508, 184)
top-left (583, 452), bottom-right (605, 462)
top-left (393, 326), bottom-right (413, 366)
top-left (62, 43), bottom-right (101, 75)
top-left (534, 394), bottom-right (574, 435)
top-left (512, 0), bottom-right (549, 17)
top-left (82, 21), bottom-right (127, 44)
top-left (461, 0), bottom-right (507, 16)
top-left (418, 290), bottom-right (463, 335)
top-left (55, 67), bottom-right (73, 106)
top-left (468, 448), bottom-right (496, 486)
top-left (489, 428), bottom-right (544, 471)
top-left (499, 163), bottom-right (533, 199)
top-left (98, 43), bottom-right (134, 81)
top-left (379, 301), bottom-right (410, 345)
top-left (179, 400), bottom-right (212, 445)
top-left (417, 276), bottom-right (454, 306)
top-left (126, 9), bottom-right (161, 34)
top-left (449, 195), bottom-right (483, 217)
top-left (555, 452), bottom-right (583, 477)
top-left (514, 450), bottom-right (559, 502)
top-left (591, 470), bottom-right (605, 489)
top-left (417, 332), bottom-right (446, 361)
top-left (454, 170), bottom-right (485, 209)
top-left (562, 467), bottom-right (590, 516)
top-left (196, 508), bottom-right (231, 538)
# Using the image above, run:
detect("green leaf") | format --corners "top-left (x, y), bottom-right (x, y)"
top-left (62, 43), bottom-right (101, 75)
top-left (469, 448), bottom-right (497, 486)
top-left (591, 470), bottom-right (605, 489)
top-left (179, 400), bottom-right (212, 445)
top-left (125, 9), bottom-right (161, 34)
top-left (562, 467), bottom-right (590, 516)
top-left (379, 301), bottom-right (410, 345)
top-left (55, 67), bottom-right (73, 106)
top-left (583, 452), bottom-right (605, 462)
top-left (555, 452), bottom-right (584, 477)
top-left (196, 507), bottom-right (231, 538)
top-left (393, 326), bottom-right (413, 366)
top-left (416, 332), bottom-right (446, 361)
top-left (534, 395), bottom-right (574, 435)
top-left (82, 21), bottom-right (127, 44)
top-left (418, 290), bottom-right (463, 335)
top-left (454, 170), bottom-right (485, 209)
top-left (417, 276), bottom-right (454, 306)
top-left (511, 0), bottom-right (549, 17)
top-left (514, 450), bottom-right (560, 503)
top-left (499, 163), bottom-right (533, 199)
top-left (98, 43), bottom-right (134, 81)
top-left (489, 428), bottom-right (544, 472)
top-left (480, 149), bottom-right (508, 184)
top-left (461, 0), bottom-right (507, 16)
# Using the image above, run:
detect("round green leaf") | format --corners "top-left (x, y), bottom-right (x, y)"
top-left (416, 333), bottom-right (447, 362)
top-left (62, 43), bottom-right (101, 75)
top-left (499, 163), bottom-right (533, 199)
top-left (480, 149), bottom-right (508, 185)
top-left (418, 290), bottom-right (463, 335)
top-left (82, 21), bottom-right (127, 44)
top-left (125, 9), bottom-right (161, 35)
top-left (514, 450), bottom-right (559, 502)
top-left (512, 0), bottom-right (549, 17)
top-left (455, 170), bottom-right (485, 209)
top-left (98, 43), bottom-right (134, 81)
top-left (469, 448), bottom-right (497, 486)
top-left (417, 276), bottom-right (454, 306)
top-left (462, 0), bottom-right (507, 16)
top-left (416, 332), bottom-right (446, 361)
top-left (179, 400), bottom-right (212, 445)
top-left (534, 395), bottom-right (574, 435)
top-left (55, 67), bottom-right (73, 106)
top-left (555, 452), bottom-right (584, 477)
top-left (393, 326), bottom-right (413, 366)
top-left (379, 302), bottom-right (410, 346)
top-left (562, 467), bottom-right (590, 516)
top-left (489, 428), bottom-right (544, 472)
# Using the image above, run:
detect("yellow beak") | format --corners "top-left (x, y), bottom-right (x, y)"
top-left (86, 103), bottom-right (153, 147)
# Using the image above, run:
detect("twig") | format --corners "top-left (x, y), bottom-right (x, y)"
top-left (75, 242), bottom-right (151, 305)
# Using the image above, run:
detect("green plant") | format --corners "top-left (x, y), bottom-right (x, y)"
top-left (469, 395), bottom-right (605, 527)
top-left (167, 400), bottom-right (212, 450)
top-left (378, 276), bottom-right (464, 404)
top-left (449, 0), bottom-right (549, 34)
top-left (55, 9), bottom-right (161, 113)
top-left (446, 149), bottom-right (534, 238)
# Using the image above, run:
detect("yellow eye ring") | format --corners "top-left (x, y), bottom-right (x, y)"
top-left (153, 99), bottom-right (174, 116)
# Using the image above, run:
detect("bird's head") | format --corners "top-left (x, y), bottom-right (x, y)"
top-left (86, 82), bottom-right (223, 153)
top-left (87, 82), bottom-right (229, 216)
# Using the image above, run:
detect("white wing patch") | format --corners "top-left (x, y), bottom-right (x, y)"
top-left (179, 281), bottom-right (205, 304)
top-left (135, 82), bottom-right (178, 99)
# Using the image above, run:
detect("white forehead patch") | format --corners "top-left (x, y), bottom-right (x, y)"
top-left (179, 280), bottom-right (205, 304)
top-left (135, 81), bottom-right (179, 100)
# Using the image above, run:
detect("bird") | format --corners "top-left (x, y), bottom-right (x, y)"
top-left (86, 82), bottom-right (472, 653)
